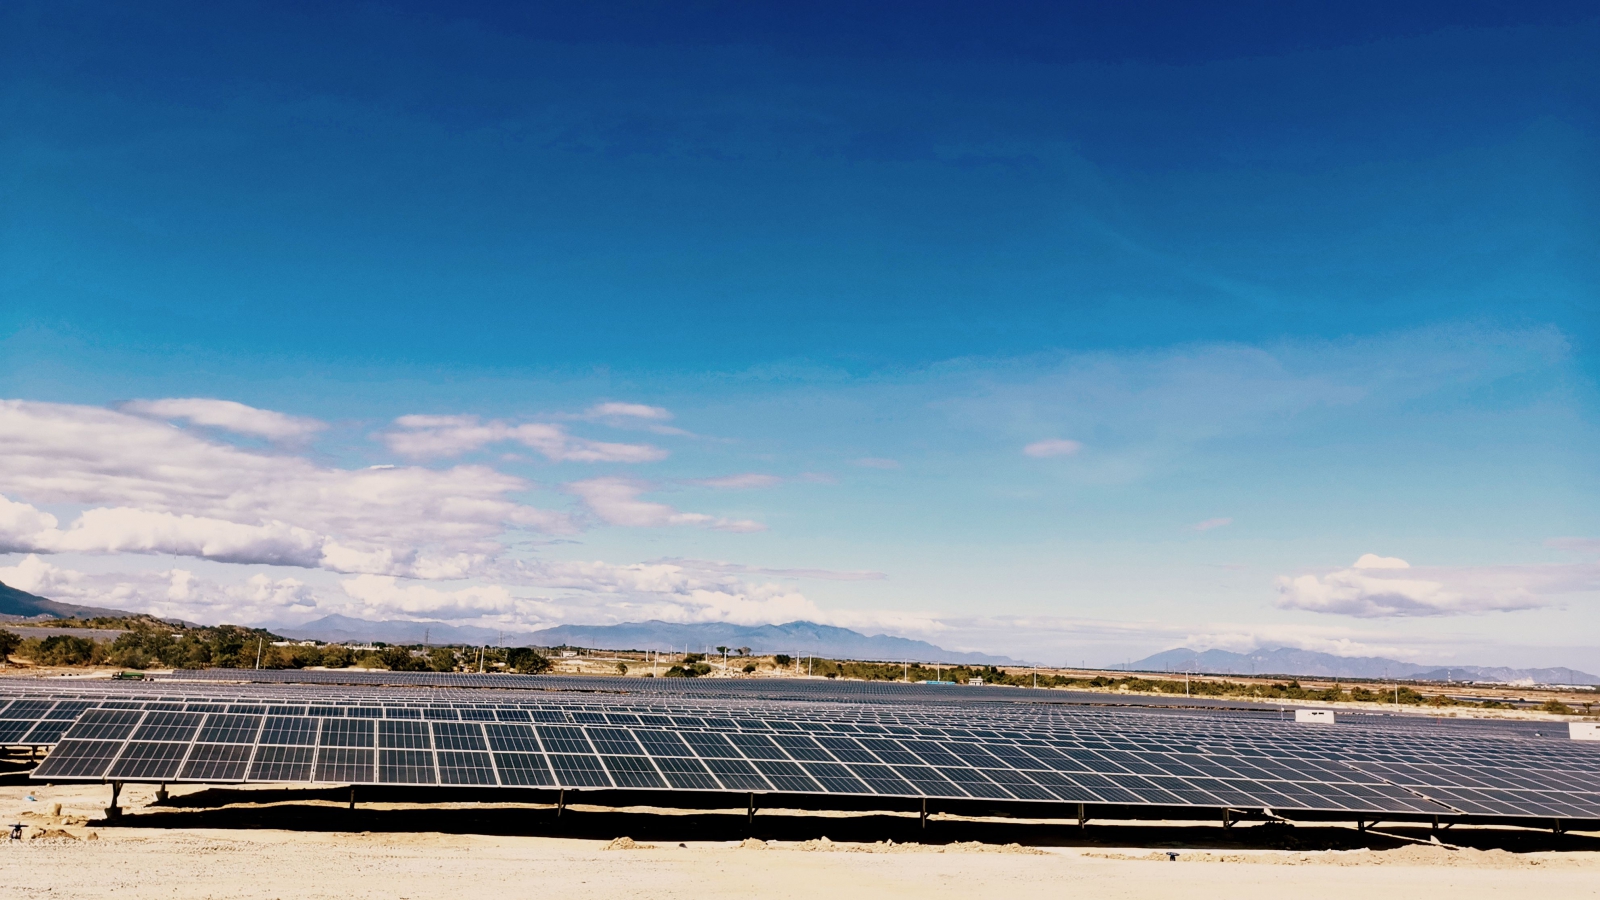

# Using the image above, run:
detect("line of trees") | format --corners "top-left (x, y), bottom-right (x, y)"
top-left (0, 621), bottom-right (551, 674)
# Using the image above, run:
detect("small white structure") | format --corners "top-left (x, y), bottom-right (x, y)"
top-left (1571, 722), bottom-right (1600, 741)
top-left (1294, 709), bottom-right (1335, 724)
top-left (968, 678), bottom-right (983, 685)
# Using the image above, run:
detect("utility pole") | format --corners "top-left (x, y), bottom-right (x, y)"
top-left (255, 637), bottom-right (263, 670)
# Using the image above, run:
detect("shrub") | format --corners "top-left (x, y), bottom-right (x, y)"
top-left (773, 654), bottom-right (792, 667)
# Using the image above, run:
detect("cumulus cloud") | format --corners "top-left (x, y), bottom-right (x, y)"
top-left (340, 574), bottom-right (520, 618)
top-left (384, 415), bottom-right (666, 462)
top-left (1023, 438), bottom-right (1082, 458)
top-left (0, 555), bottom-right (320, 624)
top-left (687, 473), bottom-right (782, 490)
top-left (1275, 554), bottom-right (1595, 618)
top-left (10, 504), bottom-right (325, 566)
top-left (123, 398), bottom-right (326, 442)
top-left (0, 400), bottom-right (574, 578)
top-left (565, 478), bottom-right (765, 532)
top-left (1192, 517), bottom-right (1232, 532)
top-left (494, 557), bottom-right (828, 627)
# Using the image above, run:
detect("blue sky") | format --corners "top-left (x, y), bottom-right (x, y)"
top-left (2, 1), bottom-right (1597, 668)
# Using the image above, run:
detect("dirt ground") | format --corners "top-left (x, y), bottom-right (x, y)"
top-left (4, 773), bottom-right (1599, 900)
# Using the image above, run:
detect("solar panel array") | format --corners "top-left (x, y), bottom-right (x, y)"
top-left (6, 681), bottom-right (1597, 823)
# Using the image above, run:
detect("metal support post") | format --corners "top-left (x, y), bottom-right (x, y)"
top-left (1357, 819), bottom-right (1366, 833)
top-left (557, 789), bottom-right (566, 817)
top-left (920, 797), bottom-right (928, 829)
top-left (106, 781), bottom-right (123, 818)
top-left (349, 786), bottom-right (356, 810)
top-left (1222, 809), bottom-right (1234, 829)
top-left (747, 793), bottom-right (756, 827)
top-left (1553, 818), bottom-right (1565, 836)
top-left (155, 783), bottom-right (168, 803)
top-left (1077, 803), bottom-right (1087, 829)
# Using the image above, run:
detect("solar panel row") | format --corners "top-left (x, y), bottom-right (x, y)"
top-left (22, 697), bottom-right (1600, 821)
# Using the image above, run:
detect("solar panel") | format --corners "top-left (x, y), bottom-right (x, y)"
top-left (8, 678), bottom-right (1600, 829)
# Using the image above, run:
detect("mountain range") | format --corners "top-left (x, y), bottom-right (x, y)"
top-left (1113, 646), bottom-right (1600, 686)
top-left (276, 615), bottom-right (1021, 665)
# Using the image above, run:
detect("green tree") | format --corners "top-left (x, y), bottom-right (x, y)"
top-left (320, 644), bottom-right (354, 668)
top-left (616, 662), bottom-right (629, 675)
top-left (427, 647), bottom-right (458, 672)
top-left (0, 629), bottom-right (21, 663)
top-left (773, 654), bottom-right (792, 667)
top-left (34, 635), bottom-right (100, 666)
top-left (377, 645), bottom-right (425, 671)
top-left (505, 647), bottom-right (552, 674)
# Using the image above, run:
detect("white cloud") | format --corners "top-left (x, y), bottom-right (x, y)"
top-left (124, 398), bottom-right (326, 442)
top-left (1547, 537), bottom-right (1600, 555)
top-left (656, 558), bottom-right (886, 581)
top-left (0, 553), bottom-right (78, 596)
top-left (384, 415), bottom-right (666, 463)
top-left (0, 556), bottom-right (320, 624)
top-left (565, 478), bottom-right (765, 532)
top-left (340, 574), bottom-right (521, 618)
top-left (852, 457), bottom-right (901, 469)
top-left (1022, 438), bottom-right (1082, 458)
top-left (1192, 517), bottom-right (1232, 532)
top-left (0, 400), bottom-right (575, 577)
top-left (1274, 555), bottom-right (1595, 618)
top-left (688, 473), bottom-right (782, 490)
top-left (583, 402), bottom-right (672, 421)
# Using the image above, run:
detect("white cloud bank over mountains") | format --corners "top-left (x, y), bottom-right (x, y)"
top-left (1276, 553), bottom-right (1598, 618)
top-left (0, 392), bottom-right (1594, 665)
top-left (0, 397), bottom-right (801, 630)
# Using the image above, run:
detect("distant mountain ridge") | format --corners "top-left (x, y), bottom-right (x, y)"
top-left (278, 615), bottom-right (1021, 665)
top-left (1113, 647), bottom-right (1600, 686)
top-left (0, 579), bottom-right (135, 621)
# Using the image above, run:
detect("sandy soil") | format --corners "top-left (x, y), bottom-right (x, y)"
top-left (4, 776), bottom-right (1598, 900)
